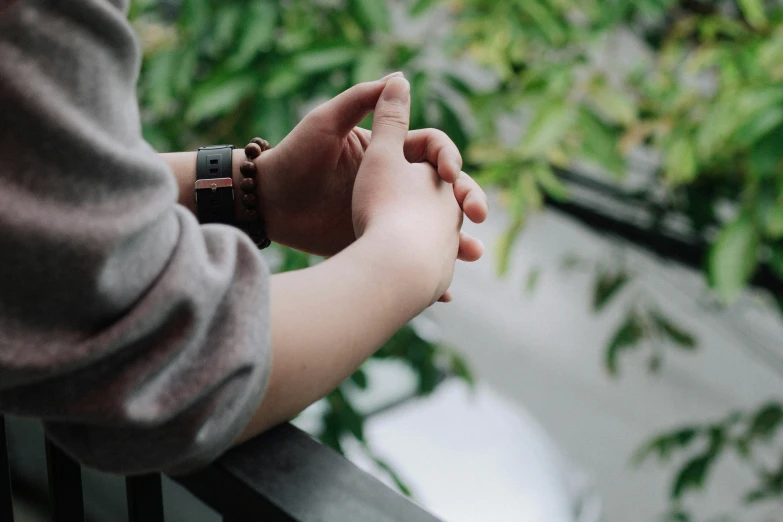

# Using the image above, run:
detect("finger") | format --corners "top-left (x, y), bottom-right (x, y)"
top-left (307, 73), bottom-right (404, 137)
top-left (404, 129), bottom-right (463, 183)
top-left (458, 232), bottom-right (484, 262)
top-left (454, 171), bottom-right (489, 224)
top-left (369, 77), bottom-right (411, 151)
top-left (438, 289), bottom-right (453, 303)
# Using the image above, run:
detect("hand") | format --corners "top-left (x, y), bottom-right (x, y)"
top-left (254, 74), bottom-right (488, 257)
top-left (353, 77), bottom-right (469, 304)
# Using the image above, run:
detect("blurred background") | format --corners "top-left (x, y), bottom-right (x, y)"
top-left (15, 1), bottom-right (783, 521)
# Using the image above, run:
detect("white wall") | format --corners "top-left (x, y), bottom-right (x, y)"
top-left (426, 200), bottom-right (783, 522)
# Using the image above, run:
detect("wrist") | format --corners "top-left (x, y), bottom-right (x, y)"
top-left (359, 222), bottom-right (442, 308)
top-left (232, 148), bottom-right (280, 243)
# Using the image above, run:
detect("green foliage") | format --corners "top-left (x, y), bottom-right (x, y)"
top-left (636, 405), bottom-right (783, 516)
top-left (605, 311), bottom-right (645, 376)
top-left (449, 0), bottom-right (783, 515)
top-left (593, 270), bottom-right (630, 312)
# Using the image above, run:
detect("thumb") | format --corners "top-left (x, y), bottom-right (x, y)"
top-left (370, 77), bottom-right (411, 151)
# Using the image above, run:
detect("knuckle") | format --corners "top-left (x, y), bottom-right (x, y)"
top-left (374, 112), bottom-right (408, 130)
top-left (429, 128), bottom-right (450, 142)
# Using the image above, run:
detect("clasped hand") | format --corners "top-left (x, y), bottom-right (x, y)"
top-left (252, 73), bottom-right (488, 302)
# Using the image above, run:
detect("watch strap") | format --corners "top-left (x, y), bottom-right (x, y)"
top-left (195, 145), bottom-right (235, 225)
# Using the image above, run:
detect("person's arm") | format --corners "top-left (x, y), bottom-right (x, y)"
top-left (0, 0), bottom-right (274, 476)
top-left (237, 228), bottom-right (432, 443)
top-left (237, 77), bottom-right (463, 443)
top-left (161, 149), bottom-right (250, 220)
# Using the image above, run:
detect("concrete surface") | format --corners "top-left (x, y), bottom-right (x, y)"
top-left (424, 201), bottom-right (783, 522)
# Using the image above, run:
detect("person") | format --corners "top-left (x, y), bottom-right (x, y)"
top-left (0, 0), bottom-right (488, 475)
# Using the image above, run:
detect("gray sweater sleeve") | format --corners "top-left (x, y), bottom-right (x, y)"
top-left (0, 0), bottom-right (272, 475)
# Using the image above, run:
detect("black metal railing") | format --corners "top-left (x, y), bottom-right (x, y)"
top-left (0, 415), bottom-right (442, 522)
top-left (1, 416), bottom-right (14, 522)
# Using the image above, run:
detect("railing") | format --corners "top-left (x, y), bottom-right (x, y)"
top-left (1, 416), bottom-right (442, 522)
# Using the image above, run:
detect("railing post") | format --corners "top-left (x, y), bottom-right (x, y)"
top-left (1, 416), bottom-right (14, 522)
top-left (45, 438), bottom-right (84, 522)
top-left (126, 474), bottom-right (165, 522)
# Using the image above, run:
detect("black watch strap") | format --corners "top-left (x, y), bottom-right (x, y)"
top-left (196, 145), bottom-right (235, 225)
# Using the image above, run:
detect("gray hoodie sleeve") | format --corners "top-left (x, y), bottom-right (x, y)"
top-left (0, 0), bottom-right (272, 475)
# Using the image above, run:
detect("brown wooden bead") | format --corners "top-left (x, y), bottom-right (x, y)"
top-left (241, 194), bottom-right (259, 209)
top-left (250, 137), bottom-right (271, 151)
top-left (243, 209), bottom-right (259, 222)
top-left (244, 142), bottom-right (262, 159)
top-left (239, 161), bottom-right (257, 177)
top-left (239, 177), bottom-right (256, 193)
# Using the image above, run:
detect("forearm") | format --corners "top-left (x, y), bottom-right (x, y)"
top-left (235, 227), bottom-right (434, 444)
top-left (160, 149), bottom-right (249, 220)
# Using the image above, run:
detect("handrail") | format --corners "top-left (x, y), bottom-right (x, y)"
top-left (175, 423), bottom-right (443, 522)
top-left (1, 416), bottom-right (442, 522)
top-left (1, 416), bottom-right (14, 522)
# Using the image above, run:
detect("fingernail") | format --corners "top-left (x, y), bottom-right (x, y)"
top-left (382, 77), bottom-right (410, 103)
top-left (378, 71), bottom-right (404, 82)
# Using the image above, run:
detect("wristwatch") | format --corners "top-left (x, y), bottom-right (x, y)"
top-left (195, 145), bottom-right (236, 225)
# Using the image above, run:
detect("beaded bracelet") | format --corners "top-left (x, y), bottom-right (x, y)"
top-left (237, 137), bottom-right (272, 249)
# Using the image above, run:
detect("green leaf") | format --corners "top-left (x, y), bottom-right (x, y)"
top-left (745, 488), bottom-right (777, 505)
top-left (633, 428), bottom-right (699, 465)
top-left (497, 174), bottom-right (539, 275)
top-left (438, 100), bottom-right (470, 153)
top-left (737, 0), bottom-right (767, 30)
top-left (578, 108), bottom-right (626, 176)
top-left (749, 125), bottom-right (783, 179)
top-left (593, 271), bottom-right (630, 312)
top-left (651, 311), bottom-right (697, 350)
top-left (373, 457), bottom-right (413, 497)
top-left (278, 247), bottom-right (312, 273)
top-left (664, 136), bottom-right (698, 185)
top-left (353, 49), bottom-right (387, 84)
top-left (734, 436), bottom-right (751, 459)
top-left (532, 163), bottom-right (569, 201)
top-left (255, 97), bottom-right (291, 146)
top-left (589, 79), bottom-right (637, 126)
top-left (186, 74), bottom-right (257, 124)
top-left (349, 369), bottom-right (368, 390)
top-left (329, 390), bottom-right (365, 442)
top-left (408, 71), bottom-right (430, 131)
top-left (522, 103), bottom-right (574, 157)
top-left (748, 403), bottom-right (783, 441)
top-left (142, 50), bottom-right (179, 113)
top-left (760, 198), bottom-right (783, 239)
top-left (348, 0), bottom-right (390, 33)
top-left (227, 2), bottom-right (277, 70)
top-left (263, 66), bottom-right (305, 98)
top-left (560, 253), bottom-right (589, 272)
top-left (672, 452), bottom-right (714, 500)
top-left (449, 353), bottom-right (475, 388)
top-left (708, 214), bottom-right (760, 302)
top-left (518, 1), bottom-right (567, 46)
top-left (410, 0), bottom-right (437, 16)
top-left (736, 107), bottom-right (783, 149)
top-left (209, 5), bottom-right (242, 56)
top-left (295, 47), bottom-right (359, 75)
top-left (525, 267), bottom-right (541, 294)
top-left (605, 312), bottom-right (644, 376)
top-left (771, 246), bottom-right (783, 281)
top-left (662, 509), bottom-right (692, 522)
